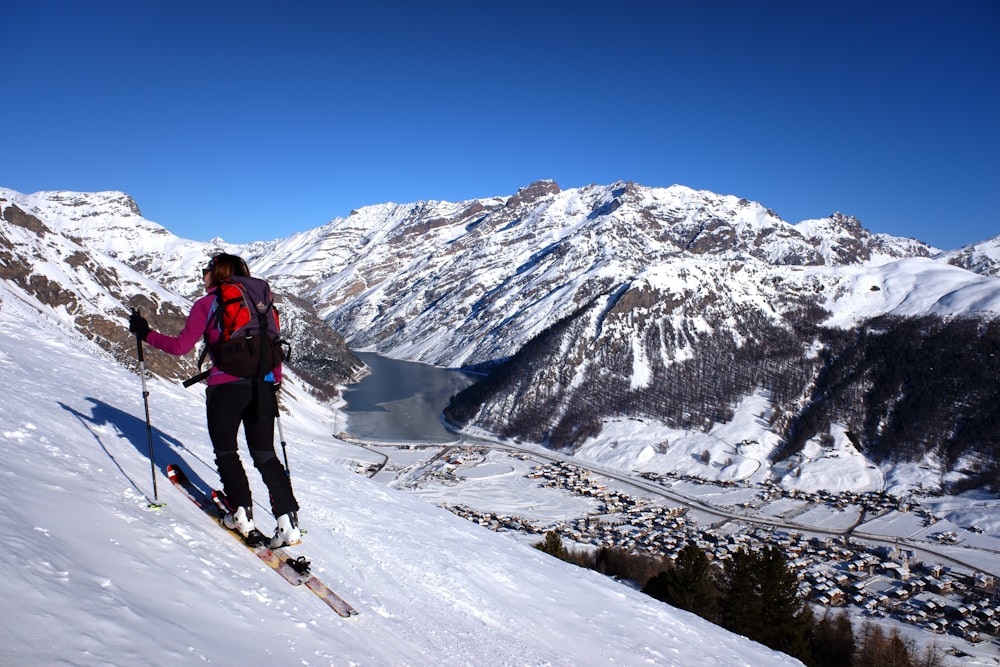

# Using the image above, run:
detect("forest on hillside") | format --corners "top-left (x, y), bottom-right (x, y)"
top-left (536, 533), bottom-right (951, 667)
top-left (446, 309), bottom-right (1000, 490)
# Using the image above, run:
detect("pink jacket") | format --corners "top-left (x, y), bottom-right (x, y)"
top-left (145, 292), bottom-right (282, 385)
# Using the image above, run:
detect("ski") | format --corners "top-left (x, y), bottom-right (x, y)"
top-left (165, 463), bottom-right (358, 617)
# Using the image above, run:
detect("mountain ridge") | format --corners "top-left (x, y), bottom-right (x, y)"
top-left (0, 186), bottom-right (365, 390)
top-left (3, 181), bottom-right (999, 495)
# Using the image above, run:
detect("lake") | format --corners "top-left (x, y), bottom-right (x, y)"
top-left (340, 351), bottom-right (478, 443)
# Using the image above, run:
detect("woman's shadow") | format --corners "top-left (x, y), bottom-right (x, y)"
top-left (60, 397), bottom-right (215, 502)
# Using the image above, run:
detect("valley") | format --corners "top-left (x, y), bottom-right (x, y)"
top-left (341, 434), bottom-right (1000, 659)
top-left (330, 350), bottom-right (1000, 659)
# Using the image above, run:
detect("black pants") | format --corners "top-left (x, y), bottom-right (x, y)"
top-left (206, 380), bottom-right (298, 517)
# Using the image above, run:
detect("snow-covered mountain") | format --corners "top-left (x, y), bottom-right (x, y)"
top-left (2, 181), bottom-right (998, 663)
top-left (247, 181), bottom-right (956, 368)
top-left (0, 188), bottom-right (364, 389)
top-left (4, 182), bottom-right (1000, 496)
top-left (940, 235), bottom-right (1000, 278)
top-left (240, 180), bottom-right (999, 493)
top-left (0, 266), bottom-right (804, 666)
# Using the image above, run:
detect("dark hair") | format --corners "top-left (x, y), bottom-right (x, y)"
top-left (205, 253), bottom-right (250, 287)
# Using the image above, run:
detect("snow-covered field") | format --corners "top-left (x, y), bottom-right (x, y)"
top-left (410, 449), bottom-right (601, 527)
top-left (0, 288), bottom-right (807, 666)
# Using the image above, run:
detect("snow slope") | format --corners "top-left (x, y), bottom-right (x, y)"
top-left (0, 287), bottom-right (800, 665)
top-left (816, 256), bottom-right (1000, 328)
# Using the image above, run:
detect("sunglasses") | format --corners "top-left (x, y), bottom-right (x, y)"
top-left (201, 256), bottom-right (219, 278)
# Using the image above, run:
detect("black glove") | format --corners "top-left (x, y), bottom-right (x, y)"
top-left (129, 310), bottom-right (151, 341)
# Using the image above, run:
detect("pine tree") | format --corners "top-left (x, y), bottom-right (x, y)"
top-left (856, 622), bottom-right (885, 666)
top-left (719, 546), bottom-right (811, 663)
top-left (719, 548), bottom-right (767, 640)
top-left (856, 621), bottom-right (917, 667)
top-left (885, 628), bottom-right (913, 667)
top-left (642, 541), bottom-right (718, 621)
top-left (534, 530), bottom-right (568, 560)
top-left (810, 609), bottom-right (854, 667)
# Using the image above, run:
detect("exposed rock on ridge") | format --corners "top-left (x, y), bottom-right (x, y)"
top-left (4, 181), bottom-right (1000, 492)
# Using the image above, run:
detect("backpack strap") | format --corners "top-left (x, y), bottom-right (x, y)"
top-left (182, 367), bottom-right (211, 388)
top-left (183, 287), bottom-right (224, 388)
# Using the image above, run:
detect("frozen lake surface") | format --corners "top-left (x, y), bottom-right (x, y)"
top-left (341, 351), bottom-right (476, 443)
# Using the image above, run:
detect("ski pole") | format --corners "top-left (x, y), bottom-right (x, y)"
top-left (276, 403), bottom-right (291, 477)
top-left (133, 309), bottom-right (162, 507)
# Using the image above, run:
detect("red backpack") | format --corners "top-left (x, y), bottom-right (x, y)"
top-left (184, 276), bottom-right (289, 386)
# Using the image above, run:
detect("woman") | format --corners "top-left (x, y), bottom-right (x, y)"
top-left (129, 253), bottom-right (301, 548)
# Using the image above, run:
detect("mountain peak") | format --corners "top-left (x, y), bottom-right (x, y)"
top-left (505, 179), bottom-right (562, 209)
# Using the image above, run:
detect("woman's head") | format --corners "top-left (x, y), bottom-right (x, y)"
top-left (203, 253), bottom-right (250, 288)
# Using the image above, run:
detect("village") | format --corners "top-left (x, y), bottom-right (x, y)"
top-left (430, 452), bottom-right (1000, 648)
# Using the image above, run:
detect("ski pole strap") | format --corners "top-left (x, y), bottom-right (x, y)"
top-left (133, 312), bottom-right (146, 362)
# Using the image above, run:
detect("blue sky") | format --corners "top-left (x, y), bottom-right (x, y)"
top-left (3, 1), bottom-right (997, 249)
